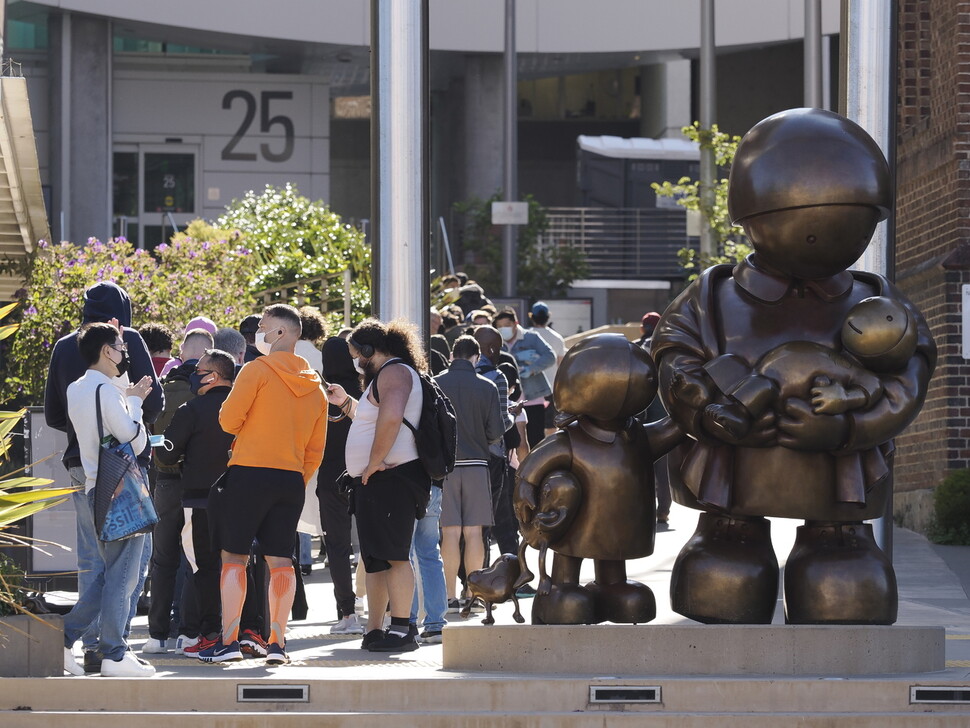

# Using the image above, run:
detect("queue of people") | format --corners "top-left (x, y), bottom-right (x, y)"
top-left (49, 275), bottom-right (570, 674)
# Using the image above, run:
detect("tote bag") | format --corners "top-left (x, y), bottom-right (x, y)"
top-left (93, 384), bottom-right (158, 541)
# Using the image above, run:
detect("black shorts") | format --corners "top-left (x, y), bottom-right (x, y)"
top-left (214, 465), bottom-right (305, 558)
top-left (354, 459), bottom-right (430, 573)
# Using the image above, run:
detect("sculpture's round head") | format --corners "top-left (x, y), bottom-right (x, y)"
top-left (728, 108), bottom-right (891, 280)
top-left (841, 296), bottom-right (918, 373)
top-left (553, 333), bottom-right (657, 422)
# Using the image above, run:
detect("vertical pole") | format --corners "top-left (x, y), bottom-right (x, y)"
top-left (370, 0), bottom-right (430, 336)
top-left (840, 0), bottom-right (895, 555)
top-left (804, 0), bottom-right (823, 108)
top-left (698, 0), bottom-right (716, 260)
top-left (502, 0), bottom-right (518, 297)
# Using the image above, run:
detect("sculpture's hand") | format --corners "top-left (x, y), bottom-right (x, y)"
top-left (811, 379), bottom-right (849, 415)
top-left (702, 407), bottom-right (776, 447)
top-left (669, 370), bottom-right (711, 410)
top-left (777, 398), bottom-right (848, 451)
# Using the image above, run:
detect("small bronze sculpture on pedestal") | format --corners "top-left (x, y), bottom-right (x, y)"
top-left (513, 334), bottom-right (683, 625)
top-left (652, 108), bottom-right (937, 625)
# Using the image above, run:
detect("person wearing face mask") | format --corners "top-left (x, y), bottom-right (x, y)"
top-left (155, 349), bottom-right (240, 657)
top-left (45, 281), bottom-right (164, 674)
top-left (492, 307), bottom-right (556, 449)
top-left (324, 318), bottom-right (432, 653)
top-left (202, 304), bottom-right (328, 666)
top-left (63, 323), bottom-right (155, 677)
top-left (141, 327), bottom-right (214, 655)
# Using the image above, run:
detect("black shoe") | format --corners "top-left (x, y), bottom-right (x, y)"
top-left (368, 629), bottom-right (419, 653)
top-left (300, 564), bottom-right (312, 577)
top-left (515, 584), bottom-right (537, 598)
top-left (361, 629), bottom-right (383, 650)
top-left (83, 650), bottom-right (103, 674)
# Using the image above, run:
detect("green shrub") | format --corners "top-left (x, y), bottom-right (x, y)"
top-left (928, 469), bottom-right (970, 545)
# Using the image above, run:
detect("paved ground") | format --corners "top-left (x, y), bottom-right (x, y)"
top-left (58, 502), bottom-right (970, 678)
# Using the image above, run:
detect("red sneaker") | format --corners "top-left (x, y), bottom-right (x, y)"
top-left (240, 629), bottom-right (269, 658)
top-left (183, 635), bottom-right (218, 659)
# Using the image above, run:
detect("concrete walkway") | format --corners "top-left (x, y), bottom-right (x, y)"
top-left (71, 501), bottom-right (969, 679)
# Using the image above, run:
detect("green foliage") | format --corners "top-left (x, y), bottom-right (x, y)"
top-left (652, 122), bottom-right (752, 276)
top-left (928, 470), bottom-right (970, 545)
top-left (215, 184), bottom-right (371, 328)
top-left (4, 237), bottom-right (254, 405)
top-left (455, 193), bottom-right (587, 300)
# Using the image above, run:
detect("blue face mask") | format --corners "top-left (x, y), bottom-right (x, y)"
top-left (188, 371), bottom-right (207, 395)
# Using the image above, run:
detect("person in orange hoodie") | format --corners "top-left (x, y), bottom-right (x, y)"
top-left (198, 304), bottom-right (328, 666)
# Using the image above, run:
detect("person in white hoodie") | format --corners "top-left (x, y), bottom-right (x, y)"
top-left (63, 322), bottom-right (156, 677)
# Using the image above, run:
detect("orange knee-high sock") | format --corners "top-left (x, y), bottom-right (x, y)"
top-left (220, 562), bottom-right (247, 644)
top-left (268, 566), bottom-right (297, 647)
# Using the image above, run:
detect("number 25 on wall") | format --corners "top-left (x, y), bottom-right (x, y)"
top-left (221, 90), bottom-right (296, 162)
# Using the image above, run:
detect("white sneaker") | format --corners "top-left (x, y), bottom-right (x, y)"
top-left (101, 651), bottom-right (156, 677)
top-left (174, 635), bottom-right (198, 655)
top-left (330, 613), bottom-right (365, 635)
top-left (355, 597), bottom-right (365, 613)
top-left (64, 647), bottom-right (85, 676)
top-left (141, 637), bottom-right (168, 654)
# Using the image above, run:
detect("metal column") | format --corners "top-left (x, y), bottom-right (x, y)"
top-left (698, 0), bottom-right (716, 260)
top-left (370, 0), bottom-right (430, 335)
top-left (502, 0), bottom-right (518, 298)
top-left (804, 0), bottom-right (823, 108)
top-left (840, 0), bottom-right (896, 555)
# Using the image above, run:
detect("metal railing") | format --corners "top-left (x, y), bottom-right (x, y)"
top-left (254, 269), bottom-right (353, 326)
top-left (538, 207), bottom-right (697, 279)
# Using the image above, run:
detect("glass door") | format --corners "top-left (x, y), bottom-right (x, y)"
top-left (113, 143), bottom-right (199, 249)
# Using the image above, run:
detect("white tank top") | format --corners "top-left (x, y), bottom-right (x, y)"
top-left (344, 362), bottom-right (422, 477)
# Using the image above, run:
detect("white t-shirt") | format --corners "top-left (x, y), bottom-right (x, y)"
top-left (344, 363), bottom-right (422, 477)
top-left (294, 339), bottom-right (323, 377)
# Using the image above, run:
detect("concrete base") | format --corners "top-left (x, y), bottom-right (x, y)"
top-left (0, 614), bottom-right (63, 677)
top-left (442, 624), bottom-right (946, 675)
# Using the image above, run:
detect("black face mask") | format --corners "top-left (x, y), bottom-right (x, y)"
top-left (115, 350), bottom-right (131, 378)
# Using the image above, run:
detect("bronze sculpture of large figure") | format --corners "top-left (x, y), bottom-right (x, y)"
top-left (652, 108), bottom-right (937, 625)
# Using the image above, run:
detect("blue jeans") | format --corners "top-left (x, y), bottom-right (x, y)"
top-left (298, 531), bottom-right (313, 566)
top-left (63, 488), bottom-right (149, 660)
top-left (69, 466), bottom-right (100, 653)
top-left (410, 486), bottom-right (447, 631)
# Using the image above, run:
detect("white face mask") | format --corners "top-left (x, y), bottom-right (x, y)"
top-left (255, 332), bottom-right (272, 355)
top-left (353, 356), bottom-right (364, 374)
top-left (498, 326), bottom-right (515, 342)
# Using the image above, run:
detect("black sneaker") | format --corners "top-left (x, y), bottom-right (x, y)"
top-left (368, 629), bottom-right (419, 653)
top-left (361, 629), bottom-right (383, 650)
top-left (197, 637), bottom-right (243, 663)
top-left (446, 598), bottom-right (462, 613)
top-left (419, 630), bottom-right (443, 644)
top-left (515, 584), bottom-right (537, 598)
top-left (265, 642), bottom-right (289, 665)
top-left (83, 650), bottom-right (103, 674)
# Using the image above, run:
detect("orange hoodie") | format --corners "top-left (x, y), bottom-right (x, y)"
top-left (219, 351), bottom-right (328, 484)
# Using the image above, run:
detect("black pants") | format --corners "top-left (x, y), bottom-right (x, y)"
top-left (177, 508), bottom-right (222, 639)
top-left (485, 454), bottom-right (519, 556)
top-left (318, 473), bottom-right (356, 618)
top-left (148, 476), bottom-right (185, 640)
top-left (525, 403), bottom-right (547, 448)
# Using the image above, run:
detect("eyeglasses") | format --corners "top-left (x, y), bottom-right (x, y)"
top-left (109, 343), bottom-right (128, 353)
top-left (195, 369), bottom-right (215, 377)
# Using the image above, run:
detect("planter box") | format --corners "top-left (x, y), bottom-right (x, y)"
top-left (0, 614), bottom-right (63, 677)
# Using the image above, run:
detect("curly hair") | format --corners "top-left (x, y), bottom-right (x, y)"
top-left (297, 305), bottom-right (329, 343)
top-left (138, 322), bottom-right (174, 354)
top-left (351, 318), bottom-right (428, 373)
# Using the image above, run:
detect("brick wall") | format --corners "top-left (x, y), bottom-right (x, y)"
top-left (894, 1), bottom-right (970, 530)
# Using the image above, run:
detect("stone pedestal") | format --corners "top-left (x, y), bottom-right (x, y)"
top-left (0, 614), bottom-right (64, 677)
top-left (442, 624), bottom-right (945, 675)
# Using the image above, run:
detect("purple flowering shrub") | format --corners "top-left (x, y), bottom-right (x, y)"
top-left (5, 236), bottom-right (253, 404)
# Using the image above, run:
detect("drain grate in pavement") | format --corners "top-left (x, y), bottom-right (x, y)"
top-left (911, 686), bottom-right (970, 704)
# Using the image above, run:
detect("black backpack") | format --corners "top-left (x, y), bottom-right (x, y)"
top-left (373, 359), bottom-right (458, 482)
